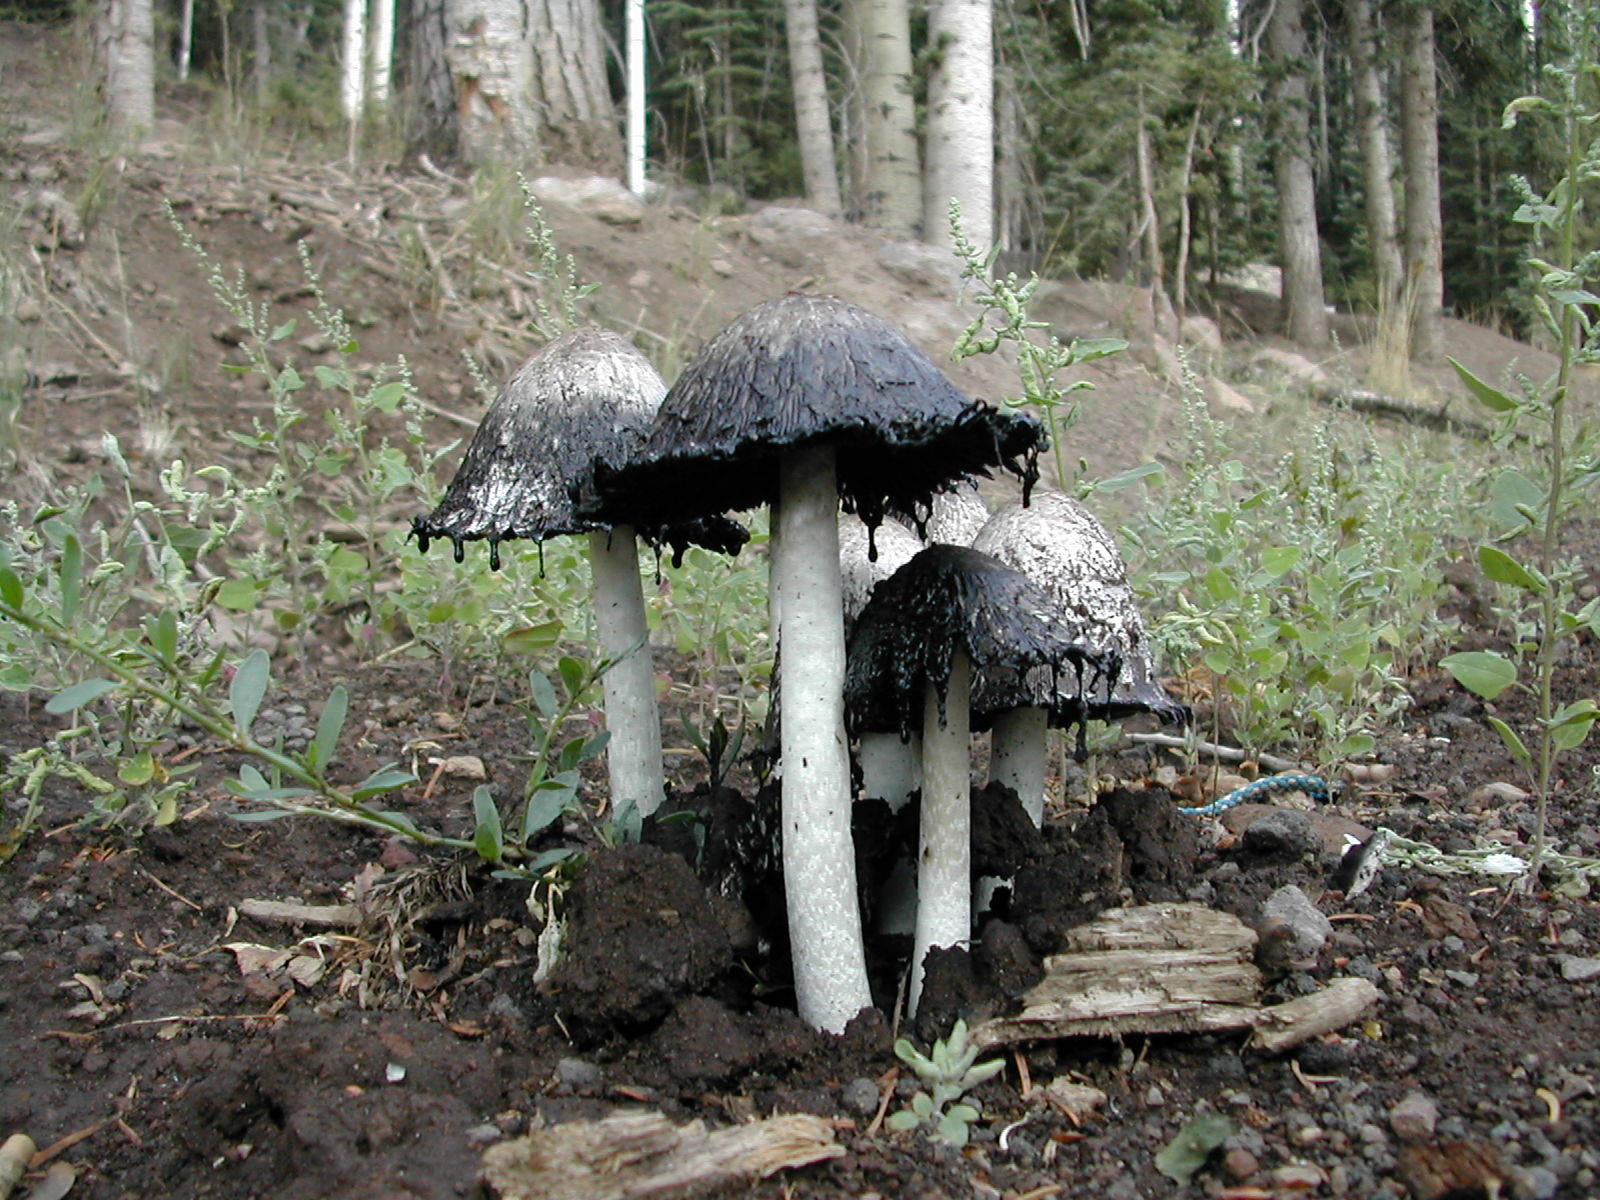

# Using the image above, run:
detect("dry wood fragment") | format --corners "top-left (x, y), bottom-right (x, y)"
top-left (238, 899), bottom-right (363, 928)
top-left (480, 1111), bottom-right (843, 1200)
top-left (971, 904), bottom-right (1264, 1048)
top-left (1248, 976), bottom-right (1380, 1052)
top-left (1397, 1140), bottom-right (1508, 1200)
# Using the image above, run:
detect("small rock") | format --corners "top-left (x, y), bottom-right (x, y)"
top-left (465, 1122), bottom-right (501, 1148)
top-left (1558, 956), bottom-right (1600, 982)
top-left (525, 174), bottom-right (645, 225)
top-left (1260, 884), bottom-right (1334, 959)
top-left (555, 1057), bottom-right (604, 1091)
top-left (1041, 1079), bottom-right (1107, 1121)
top-left (875, 240), bottom-right (961, 293)
top-left (1222, 1146), bottom-right (1259, 1181)
top-left (1389, 1091), bottom-right (1439, 1142)
top-left (1466, 781), bottom-right (1529, 808)
top-left (841, 1078), bottom-right (880, 1116)
top-left (1241, 809), bottom-right (1322, 861)
top-left (1143, 1084), bottom-right (1165, 1107)
top-left (708, 258), bottom-right (734, 277)
top-left (438, 755), bottom-right (487, 781)
top-left (1358, 1122), bottom-right (1389, 1145)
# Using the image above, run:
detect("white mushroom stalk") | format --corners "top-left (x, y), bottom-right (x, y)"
top-left (912, 648), bottom-right (971, 1014)
top-left (587, 526), bottom-right (664, 819)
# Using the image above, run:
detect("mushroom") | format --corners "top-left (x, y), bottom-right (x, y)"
top-left (413, 327), bottom-right (745, 824)
top-left (970, 492), bottom-right (1188, 825)
top-left (845, 544), bottom-right (1115, 1012)
top-left (597, 295), bottom-right (1043, 1032)
top-left (917, 483), bottom-right (991, 546)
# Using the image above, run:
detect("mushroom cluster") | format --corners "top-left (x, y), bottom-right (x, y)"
top-left (414, 299), bottom-right (1181, 1035)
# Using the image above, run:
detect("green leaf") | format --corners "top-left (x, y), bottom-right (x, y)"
top-left (528, 671), bottom-right (558, 719)
top-left (472, 786), bottom-right (504, 863)
top-left (1071, 336), bottom-right (1128, 362)
top-left (1549, 700), bottom-right (1599, 752)
top-left (0, 567), bottom-right (23, 610)
top-left (230, 649), bottom-right (271, 737)
top-left (46, 678), bottom-right (118, 714)
top-left (1448, 358), bottom-right (1519, 412)
top-left (60, 533), bottom-right (83, 622)
top-left (558, 655), bottom-right (588, 700)
top-left (522, 776), bottom-right (574, 842)
top-left (1440, 651), bottom-right (1518, 700)
top-left (885, 1111), bottom-right (919, 1133)
top-left (1091, 461), bottom-right (1164, 492)
top-left (0, 664), bottom-right (32, 691)
top-left (1154, 1113), bottom-right (1235, 1185)
top-left (149, 610), bottom-right (179, 664)
top-left (229, 809), bottom-right (302, 823)
top-left (370, 382), bottom-right (407, 412)
top-left (352, 766), bottom-right (416, 802)
top-left (1486, 716), bottom-right (1532, 768)
top-left (1260, 545), bottom-right (1302, 579)
top-left (268, 318), bottom-right (297, 342)
top-left (216, 577), bottom-right (263, 612)
top-left (309, 685), bottom-right (348, 769)
top-left (935, 1112), bottom-right (971, 1147)
top-left (118, 751), bottom-right (156, 786)
top-left (504, 620), bottom-right (564, 656)
top-left (1478, 545), bottom-right (1546, 595)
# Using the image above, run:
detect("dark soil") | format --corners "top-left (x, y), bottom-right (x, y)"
top-left (4, 20), bottom-right (1600, 1199)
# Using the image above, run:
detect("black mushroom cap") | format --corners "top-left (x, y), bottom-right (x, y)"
top-left (970, 494), bottom-right (1189, 726)
top-left (844, 545), bottom-right (1121, 743)
top-left (412, 327), bottom-right (747, 569)
top-left (593, 295), bottom-right (1045, 535)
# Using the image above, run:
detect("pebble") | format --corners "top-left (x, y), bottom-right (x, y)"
top-left (1242, 809), bottom-right (1321, 860)
top-left (1524, 1165), bottom-right (1559, 1199)
top-left (1357, 1122), bottom-right (1388, 1145)
top-left (1222, 1147), bottom-right (1258, 1180)
top-left (1388, 1091), bottom-right (1439, 1142)
top-left (1271, 1163), bottom-right (1327, 1189)
top-left (841, 1078), bottom-right (880, 1116)
top-left (1557, 956), bottom-right (1600, 982)
top-left (556, 1057), bottom-right (603, 1091)
top-left (1260, 884), bottom-right (1333, 958)
top-left (464, 1123), bottom-right (501, 1148)
top-left (1143, 1084), bottom-right (1165, 1107)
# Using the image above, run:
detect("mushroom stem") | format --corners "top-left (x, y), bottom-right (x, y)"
top-left (859, 731), bottom-right (921, 811)
top-left (773, 443), bottom-right (872, 1032)
top-left (587, 526), bottom-right (666, 820)
top-left (910, 648), bottom-right (972, 1016)
top-left (988, 705), bottom-right (1049, 826)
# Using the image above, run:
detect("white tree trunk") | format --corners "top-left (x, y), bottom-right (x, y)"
top-left (587, 528), bottom-right (666, 821)
top-left (340, 0), bottom-right (368, 123)
top-left (626, 0), bottom-right (646, 195)
top-left (1400, 5), bottom-right (1444, 362)
top-left (1346, 0), bottom-right (1401, 308)
top-left (176, 0), bottom-right (194, 82)
top-left (783, 0), bottom-right (843, 217)
top-left (988, 705), bottom-right (1047, 825)
top-left (252, 0), bottom-right (271, 104)
top-left (446, 0), bottom-right (539, 165)
top-left (369, 0), bottom-right (395, 110)
top-left (773, 445), bottom-right (871, 1033)
top-left (923, 0), bottom-right (993, 252)
top-left (1265, 0), bottom-right (1329, 347)
top-left (910, 651), bottom-right (971, 1016)
top-left (103, 0), bottom-right (155, 132)
top-left (859, 0), bottom-right (920, 236)
top-left (528, 0), bottom-right (623, 172)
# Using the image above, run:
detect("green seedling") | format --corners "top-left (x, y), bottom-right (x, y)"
top-left (886, 1018), bottom-right (1006, 1147)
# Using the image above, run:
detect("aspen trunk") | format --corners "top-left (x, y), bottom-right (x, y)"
top-left (1346, 0), bottom-right (1401, 308)
top-left (102, 0), bottom-right (155, 132)
top-left (782, 0), bottom-right (843, 217)
top-left (859, 0), bottom-right (920, 236)
top-left (1265, 0), bottom-right (1329, 348)
top-left (923, 0), bottom-right (993, 252)
top-left (1400, 5), bottom-right (1444, 362)
top-left (528, 0), bottom-right (623, 173)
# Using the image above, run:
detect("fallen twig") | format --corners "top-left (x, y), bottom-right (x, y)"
top-left (1249, 977), bottom-right (1380, 1053)
top-left (1128, 732), bottom-right (1300, 773)
top-left (238, 899), bottom-right (363, 928)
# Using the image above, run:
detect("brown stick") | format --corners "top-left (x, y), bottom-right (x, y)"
top-left (1249, 976), bottom-right (1381, 1053)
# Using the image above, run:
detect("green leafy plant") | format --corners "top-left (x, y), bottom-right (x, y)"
top-left (1154, 1111), bottom-right (1235, 1185)
top-left (948, 200), bottom-right (1131, 494)
top-left (885, 1018), bottom-right (1006, 1147)
top-left (1439, 34), bottom-right (1600, 876)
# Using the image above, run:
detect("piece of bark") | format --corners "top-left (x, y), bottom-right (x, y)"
top-left (1249, 976), bottom-right (1380, 1052)
top-left (971, 904), bottom-right (1264, 1047)
top-left (480, 1111), bottom-right (843, 1200)
top-left (238, 899), bottom-right (363, 928)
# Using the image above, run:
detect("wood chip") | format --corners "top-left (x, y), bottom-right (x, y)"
top-left (1249, 977), bottom-right (1381, 1053)
top-left (239, 899), bottom-right (362, 928)
top-left (480, 1111), bottom-right (843, 1200)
